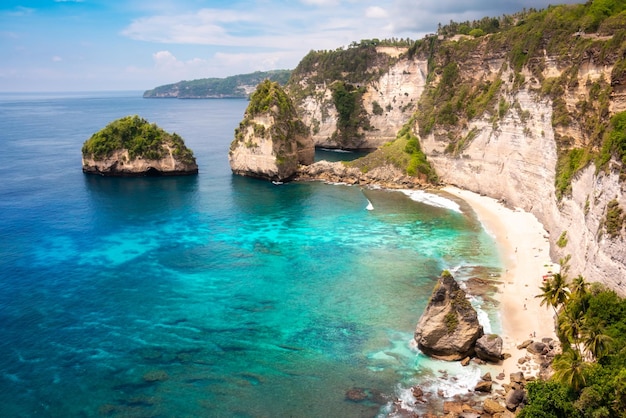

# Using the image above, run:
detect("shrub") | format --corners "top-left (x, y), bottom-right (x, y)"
top-left (604, 199), bottom-right (624, 238)
top-left (372, 101), bottom-right (384, 115)
top-left (557, 231), bottom-right (568, 248)
top-left (555, 148), bottom-right (589, 200)
top-left (444, 312), bottom-right (458, 333)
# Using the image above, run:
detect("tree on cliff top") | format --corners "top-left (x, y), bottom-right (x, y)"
top-left (235, 79), bottom-right (309, 145)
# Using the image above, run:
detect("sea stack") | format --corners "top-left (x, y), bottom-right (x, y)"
top-left (82, 115), bottom-right (198, 176)
top-left (414, 270), bottom-right (484, 360)
top-left (228, 80), bottom-right (315, 181)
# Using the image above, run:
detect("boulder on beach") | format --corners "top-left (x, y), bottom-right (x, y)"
top-left (505, 388), bottom-right (527, 411)
top-left (475, 333), bottom-right (504, 363)
top-left (414, 270), bottom-right (484, 360)
top-left (474, 380), bottom-right (492, 392)
top-left (483, 398), bottom-right (506, 415)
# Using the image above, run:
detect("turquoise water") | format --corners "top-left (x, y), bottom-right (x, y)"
top-left (0, 92), bottom-right (501, 417)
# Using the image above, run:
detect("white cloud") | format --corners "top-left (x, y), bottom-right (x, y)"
top-left (366, 6), bottom-right (388, 19)
top-left (121, 8), bottom-right (258, 45)
top-left (152, 50), bottom-right (207, 71)
top-left (147, 49), bottom-right (298, 82)
top-left (52, 56), bottom-right (63, 62)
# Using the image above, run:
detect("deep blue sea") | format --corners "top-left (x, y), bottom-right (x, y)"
top-left (0, 91), bottom-right (502, 417)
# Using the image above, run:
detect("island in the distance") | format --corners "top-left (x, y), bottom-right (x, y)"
top-left (143, 70), bottom-right (291, 99)
top-left (81, 115), bottom-right (198, 176)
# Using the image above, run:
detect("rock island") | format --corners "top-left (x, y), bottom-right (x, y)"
top-left (82, 115), bottom-right (198, 176)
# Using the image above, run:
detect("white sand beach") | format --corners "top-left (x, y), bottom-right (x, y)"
top-left (442, 186), bottom-right (559, 378)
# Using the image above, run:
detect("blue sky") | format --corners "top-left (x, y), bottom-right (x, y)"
top-left (1, 0), bottom-right (581, 92)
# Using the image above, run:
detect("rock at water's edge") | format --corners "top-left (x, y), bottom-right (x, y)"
top-left (414, 271), bottom-right (484, 360)
top-left (228, 80), bottom-right (314, 181)
top-left (81, 115), bottom-right (198, 177)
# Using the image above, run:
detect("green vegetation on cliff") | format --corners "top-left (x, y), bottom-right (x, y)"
top-left (82, 115), bottom-right (195, 164)
top-left (409, 0), bottom-right (626, 195)
top-left (232, 80), bottom-right (309, 162)
top-left (143, 70), bottom-right (292, 98)
top-left (525, 272), bottom-right (626, 417)
top-left (289, 39), bottom-right (409, 93)
top-left (288, 39), bottom-right (410, 150)
top-left (347, 117), bottom-right (437, 183)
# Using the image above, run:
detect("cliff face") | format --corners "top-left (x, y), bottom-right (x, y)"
top-left (285, 6), bottom-right (626, 294)
top-left (290, 46), bottom-right (427, 149)
top-left (420, 55), bottom-right (626, 293)
top-left (82, 147), bottom-right (198, 176)
top-left (229, 80), bottom-right (314, 181)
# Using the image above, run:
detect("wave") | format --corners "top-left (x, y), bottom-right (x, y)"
top-left (400, 190), bottom-right (462, 213)
top-left (380, 344), bottom-right (486, 417)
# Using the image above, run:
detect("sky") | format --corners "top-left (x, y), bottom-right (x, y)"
top-left (1, 0), bottom-right (582, 92)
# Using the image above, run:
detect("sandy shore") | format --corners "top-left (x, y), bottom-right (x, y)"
top-left (442, 186), bottom-right (558, 378)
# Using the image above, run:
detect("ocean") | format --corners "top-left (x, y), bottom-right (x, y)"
top-left (0, 92), bottom-right (502, 417)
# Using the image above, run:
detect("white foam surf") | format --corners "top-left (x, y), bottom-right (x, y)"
top-left (400, 190), bottom-right (462, 213)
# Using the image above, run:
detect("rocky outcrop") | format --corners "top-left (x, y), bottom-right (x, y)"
top-left (229, 80), bottom-right (314, 181)
top-left (414, 271), bottom-right (484, 360)
top-left (475, 334), bottom-right (504, 363)
top-left (82, 115), bottom-right (198, 177)
top-left (82, 149), bottom-right (198, 177)
top-left (295, 160), bottom-right (424, 188)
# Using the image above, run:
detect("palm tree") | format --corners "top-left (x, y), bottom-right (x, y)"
top-left (559, 306), bottom-right (585, 357)
top-left (552, 348), bottom-right (589, 392)
top-left (536, 273), bottom-right (571, 317)
top-left (581, 321), bottom-right (612, 361)
top-left (551, 272), bottom-right (571, 309)
top-left (571, 274), bottom-right (588, 301)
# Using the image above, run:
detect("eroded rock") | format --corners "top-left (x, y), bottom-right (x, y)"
top-left (414, 271), bottom-right (484, 360)
top-left (229, 80), bottom-right (314, 181)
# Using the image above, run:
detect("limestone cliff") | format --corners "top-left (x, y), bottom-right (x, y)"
top-left (229, 80), bottom-right (314, 181)
top-left (285, 4), bottom-right (626, 295)
top-left (414, 271), bottom-right (484, 360)
top-left (288, 43), bottom-right (426, 150)
top-left (82, 115), bottom-right (198, 176)
top-left (416, 22), bottom-right (626, 293)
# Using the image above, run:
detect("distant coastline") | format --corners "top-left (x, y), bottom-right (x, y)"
top-left (143, 70), bottom-right (291, 99)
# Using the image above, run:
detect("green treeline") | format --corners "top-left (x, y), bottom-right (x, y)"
top-left (82, 115), bottom-right (195, 163)
top-left (289, 39), bottom-right (404, 100)
top-left (523, 264), bottom-right (626, 417)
